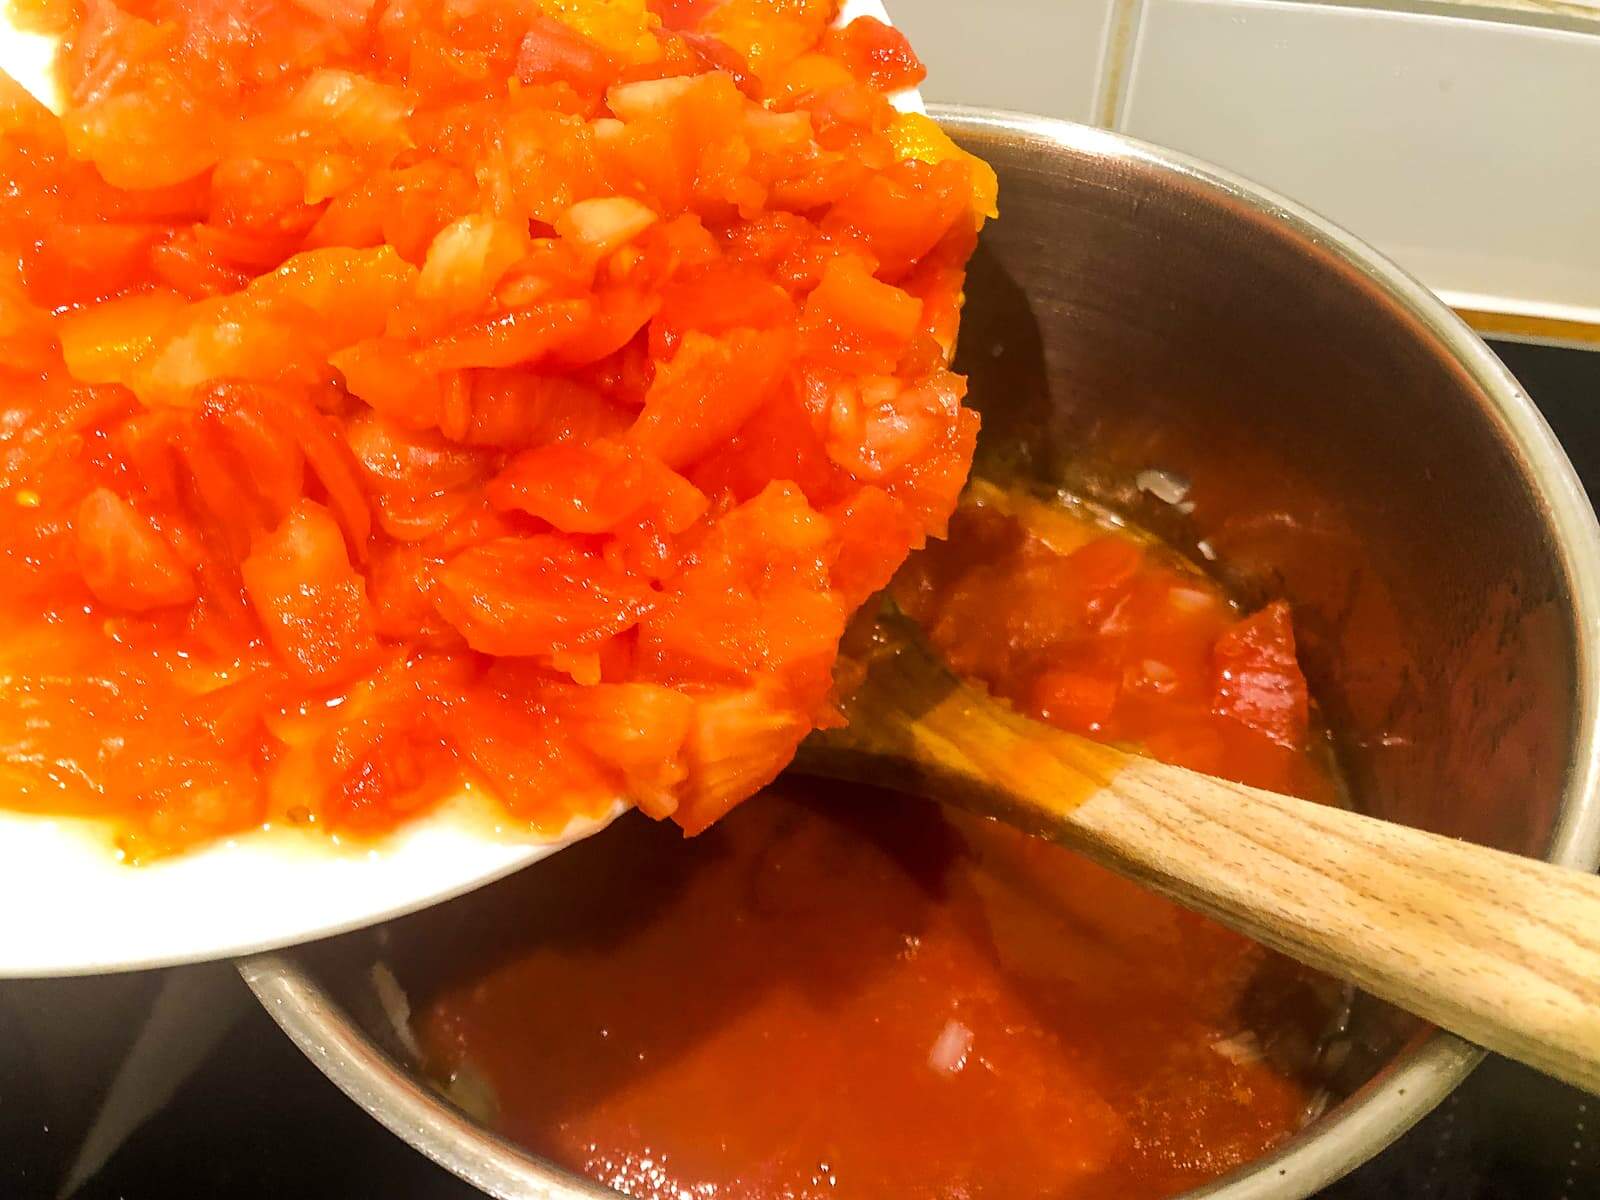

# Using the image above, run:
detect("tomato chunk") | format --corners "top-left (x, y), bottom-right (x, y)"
top-left (74, 489), bottom-right (196, 612)
top-left (435, 536), bottom-right (658, 658)
top-left (241, 501), bottom-right (378, 682)
top-left (823, 17), bottom-right (927, 93)
top-left (628, 327), bottom-right (794, 468)
top-left (488, 439), bottom-right (708, 535)
top-left (1213, 601), bottom-right (1309, 750)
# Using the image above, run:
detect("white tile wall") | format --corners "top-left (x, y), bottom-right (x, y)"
top-left (891, 0), bottom-right (1119, 125)
top-left (1116, 0), bottom-right (1600, 325)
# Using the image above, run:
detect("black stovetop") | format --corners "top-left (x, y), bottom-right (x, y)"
top-left (3, 339), bottom-right (1597, 1200)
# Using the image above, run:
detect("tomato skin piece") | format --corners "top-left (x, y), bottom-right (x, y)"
top-left (1212, 601), bottom-right (1309, 750)
top-left (517, 16), bottom-right (619, 101)
top-left (647, 0), bottom-right (722, 32)
top-left (674, 30), bottom-right (761, 99)
top-left (487, 439), bottom-right (708, 535)
top-left (417, 299), bottom-right (594, 371)
top-left (74, 488), bottom-right (197, 612)
top-left (241, 501), bottom-right (379, 683)
top-left (270, 388), bottom-right (375, 553)
top-left (434, 535), bottom-right (657, 658)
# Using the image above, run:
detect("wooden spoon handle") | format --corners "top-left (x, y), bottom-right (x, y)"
top-left (1070, 761), bottom-right (1600, 1093)
top-left (805, 621), bottom-right (1600, 1094)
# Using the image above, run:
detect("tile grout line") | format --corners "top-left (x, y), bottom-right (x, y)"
top-left (1178, 0), bottom-right (1600, 37)
top-left (1277, 0), bottom-right (1600, 19)
top-left (1093, 0), bottom-right (1147, 130)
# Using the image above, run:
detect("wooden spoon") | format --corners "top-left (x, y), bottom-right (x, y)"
top-left (799, 609), bottom-right (1600, 1095)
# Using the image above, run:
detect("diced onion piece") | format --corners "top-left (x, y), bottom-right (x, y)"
top-left (606, 75), bottom-right (697, 120)
top-left (928, 1018), bottom-right (973, 1076)
top-left (370, 961), bottom-right (424, 1062)
top-left (1210, 1031), bottom-right (1266, 1067)
top-left (556, 196), bottom-right (658, 257)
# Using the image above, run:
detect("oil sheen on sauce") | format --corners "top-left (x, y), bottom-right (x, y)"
top-left (410, 491), bottom-right (1346, 1200)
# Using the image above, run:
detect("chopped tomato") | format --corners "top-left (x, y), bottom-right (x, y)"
top-left (628, 327), bottom-right (794, 468)
top-left (674, 30), bottom-right (761, 99)
top-left (824, 158), bottom-right (971, 280)
top-left (800, 255), bottom-right (922, 373)
top-left (824, 485), bottom-right (919, 607)
top-left (434, 536), bottom-right (657, 658)
top-left (487, 439), bottom-right (708, 535)
top-left (322, 723), bottom-right (461, 836)
top-left (74, 488), bottom-right (196, 612)
top-left (893, 496), bottom-right (1330, 803)
top-left (1213, 601), bottom-right (1309, 750)
top-left (1031, 666), bottom-right (1121, 735)
top-left (447, 691), bottom-right (619, 831)
top-left (241, 501), bottom-right (379, 682)
top-left (823, 17), bottom-right (926, 93)
top-left (56, 290), bottom-right (187, 387)
top-left (516, 16), bottom-right (618, 102)
top-left (345, 413), bottom-right (490, 540)
top-left (0, 0), bottom-right (993, 852)
top-left (649, 262), bottom-right (795, 356)
top-left (564, 682), bottom-right (696, 818)
top-left (675, 686), bottom-right (811, 834)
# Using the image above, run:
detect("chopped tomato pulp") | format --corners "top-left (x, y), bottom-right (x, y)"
top-left (0, 0), bottom-right (994, 857)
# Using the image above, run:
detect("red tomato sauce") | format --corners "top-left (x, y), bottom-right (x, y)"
top-left (412, 498), bottom-right (1344, 1200)
top-left (0, 0), bottom-right (994, 858)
